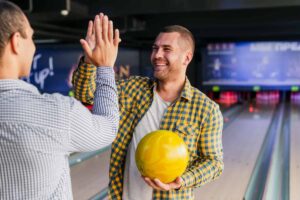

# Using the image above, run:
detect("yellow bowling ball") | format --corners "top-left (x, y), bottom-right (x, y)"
top-left (135, 130), bottom-right (189, 183)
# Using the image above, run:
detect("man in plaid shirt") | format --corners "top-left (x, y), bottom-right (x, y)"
top-left (73, 23), bottom-right (224, 199)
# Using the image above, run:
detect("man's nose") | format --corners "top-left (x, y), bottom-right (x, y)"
top-left (154, 48), bottom-right (163, 58)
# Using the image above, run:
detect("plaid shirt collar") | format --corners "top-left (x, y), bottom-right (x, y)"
top-left (146, 77), bottom-right (192, 102)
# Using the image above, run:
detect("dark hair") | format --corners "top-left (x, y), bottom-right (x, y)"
top-left (0, 0), bottom-right (27, 58)
top-left (161, 25), bottom-right (195, 53)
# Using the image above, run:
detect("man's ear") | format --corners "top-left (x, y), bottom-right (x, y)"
top-left (10, 32), bottom-right (21, 55)
top-left (183, 51), bottom-right (193, 66)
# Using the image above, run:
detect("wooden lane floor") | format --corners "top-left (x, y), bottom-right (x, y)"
top-left (71, 149), bottom-right (111, 200)
top-left (194, 104), bottom-right (276, 200)
top-left (290, 104), bottom-right (300, 200)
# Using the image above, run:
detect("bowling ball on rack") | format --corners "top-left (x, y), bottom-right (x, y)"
top-left (135, 130), bottom-right (189, 183)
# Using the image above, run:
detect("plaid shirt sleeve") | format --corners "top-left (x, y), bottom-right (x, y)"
top-left (181, 103), bottom-right (224, 188)
top-left (72, 57), bottom-right (124, 105)
top-left (72, 57), bottom-right (97, 105)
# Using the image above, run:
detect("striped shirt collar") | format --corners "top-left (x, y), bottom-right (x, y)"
top-left (0, 79), bottom-right (39, 94)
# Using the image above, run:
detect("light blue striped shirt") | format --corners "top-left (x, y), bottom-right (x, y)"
top-left (0, 67), bottom-right (119, 200)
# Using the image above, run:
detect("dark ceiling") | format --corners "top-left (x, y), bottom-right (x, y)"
top-left (10, 0), bottom-right (300, 47)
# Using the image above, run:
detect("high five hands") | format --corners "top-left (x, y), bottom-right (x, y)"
top-left (142, 176), bottom-right (182, 191)
top-left (80, 13), bottom-right (121, 67)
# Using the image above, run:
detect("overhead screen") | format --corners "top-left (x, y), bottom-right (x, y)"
top-left (202, 41), bottom-right (300, 89)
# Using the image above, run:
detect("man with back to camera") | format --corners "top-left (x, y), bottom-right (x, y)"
top-left (0, 1), bottom-right (121, 199)
top-left (73, 22), bottom-right (224, 199)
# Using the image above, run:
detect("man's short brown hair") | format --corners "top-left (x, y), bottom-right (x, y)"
top-left (0, 0), bottom-right (27, 58)
top-left (161, 25), bottom-right (195, 54)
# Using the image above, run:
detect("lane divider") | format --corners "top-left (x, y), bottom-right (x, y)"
top-left (69, 145), bottom-right (111, 167)
top-left (244, 101), bottom-right (290, 200)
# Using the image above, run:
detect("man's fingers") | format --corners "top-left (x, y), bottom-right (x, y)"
top-left (143, 178), bottom-right (152, 187)
top-left (108, 20), bottom-right (113, 42)
top-left (86, 20), bottom-right (93, 38)
top-left (175, 177), bottom-right (182, 184)
top-left (114, 29), bottom-right (120, 46)
top-left (144, 177), bottom-right (160, 190)
top-left (85, 13), bottom-right (119, 66)
top-left (80, 39), bottom-right (92, 59)
top-left (94, 15), bottom-right (102, 45)
top-left (153, 178), bottom-right (169, 190)
top-left (102, 15), bottom-right (109, 41)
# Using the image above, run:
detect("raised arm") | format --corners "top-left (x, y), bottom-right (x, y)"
top-left (72, 57), bottom-right (97, 105)
top-left (72, 17), bottom-right (97, 105)
top-left (69, 14), bottom-right (121, 151)
top-left (72, 14), bottom-right (121, 105)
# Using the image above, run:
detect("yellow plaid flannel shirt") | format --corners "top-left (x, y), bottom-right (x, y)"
top-left (72, 59), bottom-right (224, 200)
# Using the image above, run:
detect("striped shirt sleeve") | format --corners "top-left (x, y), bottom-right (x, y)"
top-left (69, 67), bottom-right (119, 152)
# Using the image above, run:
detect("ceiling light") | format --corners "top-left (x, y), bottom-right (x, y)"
top-left (61, 9), bottom-right (69, 16)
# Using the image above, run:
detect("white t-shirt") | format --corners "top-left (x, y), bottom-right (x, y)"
top-left (122, 89), bottom-right (171, 200)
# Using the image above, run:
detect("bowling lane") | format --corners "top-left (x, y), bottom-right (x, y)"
top-left (71, 149), bottom-right (111, 200)
top-left (195, 104), bottom-right (276, 200)
top-left (290, 104), bottom-right (300, 200)
top-left (219, 103), bottom-right (238, 113)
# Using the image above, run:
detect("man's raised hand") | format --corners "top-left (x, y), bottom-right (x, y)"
top-left (80, 13), bottom-right (121, 67)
